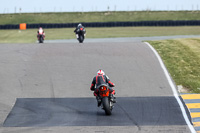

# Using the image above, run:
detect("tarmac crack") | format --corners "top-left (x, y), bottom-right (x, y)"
top-left (116, 103), bottom-right (141, 131)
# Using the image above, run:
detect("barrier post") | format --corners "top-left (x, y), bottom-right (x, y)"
top-left (19, 23), bottom-right (26, 30)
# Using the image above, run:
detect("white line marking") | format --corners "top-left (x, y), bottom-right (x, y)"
top-left (145, 42), bottom-right (196, 133)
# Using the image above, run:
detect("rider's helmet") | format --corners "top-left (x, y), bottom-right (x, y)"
top-left (38, 27), bottom-right (43, 34)
top-left (78, 23), bottom-right (82, 27)
top-left (97, 69), bottom-right (105, 75)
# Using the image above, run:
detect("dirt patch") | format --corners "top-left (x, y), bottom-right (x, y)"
top-left (177, 85), bottom-right (190, 93)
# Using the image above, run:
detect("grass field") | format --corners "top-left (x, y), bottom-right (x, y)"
top-left (1, 26), bottom-right (200, 43)
top-left (150, 38), bottom-right (200, 93)
top-left (0, 11), bottom-right (200, 25)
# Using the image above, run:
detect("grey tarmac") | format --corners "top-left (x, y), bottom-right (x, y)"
top-left (0, 39), bottom-right (194, 132)
top-left (45, 35), bottom-right (200, 43)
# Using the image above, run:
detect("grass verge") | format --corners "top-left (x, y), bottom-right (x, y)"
top-left (149, 38), bottom-right (200, 93)
top-left (1, 26), bottom-right (200, 43)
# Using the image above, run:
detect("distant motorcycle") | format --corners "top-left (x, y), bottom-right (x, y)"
top-left (97, 84), bottom-right (115, 115)
top-left (37, 28), bottom-right (45, 43)
top-left (76, 27), bottom-right (86, 43)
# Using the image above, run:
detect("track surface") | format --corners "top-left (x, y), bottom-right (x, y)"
top-left (45, 35), bottom-right (200, 43)
top-left (0, 41), bottom-right (192, 132)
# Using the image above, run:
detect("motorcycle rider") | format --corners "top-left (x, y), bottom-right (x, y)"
top-left (74, 23), bottom-right (86, 39)
top-left (37, 27), bottom-right (45, 40)
top-left (90, 69), bottom-right (116, 107)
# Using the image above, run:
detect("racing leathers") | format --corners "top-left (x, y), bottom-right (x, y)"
top-left (74, 25), bottom-right (86, 39)
top-left (90, 74), bottom-right (116, 106)
top-left (37, 29), bottom-right (45, 40)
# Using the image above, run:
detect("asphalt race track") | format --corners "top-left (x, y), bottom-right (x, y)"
top-left (0, 39), bottom-right (195, 133)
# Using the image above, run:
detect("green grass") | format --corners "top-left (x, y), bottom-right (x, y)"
top-left (1, 26), bottom-right (200, 43)
top-left (1, 11), bottom-right (200, 25)
top-left (149, 38), bottom-right (200, 93)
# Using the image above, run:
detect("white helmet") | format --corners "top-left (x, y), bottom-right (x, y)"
top-left (97, 69), bottom-right (105, 75)
top-left (78, 23), bottom-right (82, 27)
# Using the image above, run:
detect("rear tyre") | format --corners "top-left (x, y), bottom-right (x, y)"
top-left (102, 97), bottom-right (112, 115)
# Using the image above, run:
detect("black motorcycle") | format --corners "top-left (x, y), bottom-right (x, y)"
top-left (76, 27), bottom-right (85, 43)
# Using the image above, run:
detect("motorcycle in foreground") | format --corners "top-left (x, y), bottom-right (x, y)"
top-left (76, 27), bottom-right (85, 43)
top-left (97, 85), bottom-right (115, 115)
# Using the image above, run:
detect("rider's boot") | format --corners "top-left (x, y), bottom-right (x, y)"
top-left (76, 34), bottom-right (79, 40)
top-left (96, 96), bottom-right (101, 107)
top-left (110, 94), bottom-right (116, 103)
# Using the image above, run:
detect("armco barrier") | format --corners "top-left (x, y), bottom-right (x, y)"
top-left (0, 24), bottom-right (19, 29)
top-left (0, 20), bottom-right (200, 29)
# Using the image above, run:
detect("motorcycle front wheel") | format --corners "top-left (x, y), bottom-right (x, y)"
top-left (39, 36), bottom-right (43, 43)
top-left (79, 35), bottom-right (84, 43)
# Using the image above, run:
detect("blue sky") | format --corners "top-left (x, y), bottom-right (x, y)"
top-left (1, 0), bottom-right (200, 13)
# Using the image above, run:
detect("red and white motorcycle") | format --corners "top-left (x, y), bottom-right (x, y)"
top-left (37, 28), bottom-right (45, 43)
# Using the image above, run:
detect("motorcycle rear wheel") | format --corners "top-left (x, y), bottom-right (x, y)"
top-left (102, 97), bottom-right (112, 115)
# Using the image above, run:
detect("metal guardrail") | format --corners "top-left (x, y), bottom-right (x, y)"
top-left (1, 20), bottom-right (200, 29)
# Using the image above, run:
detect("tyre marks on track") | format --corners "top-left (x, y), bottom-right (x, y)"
top-left (4, 97), bottom-right (187, 127)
